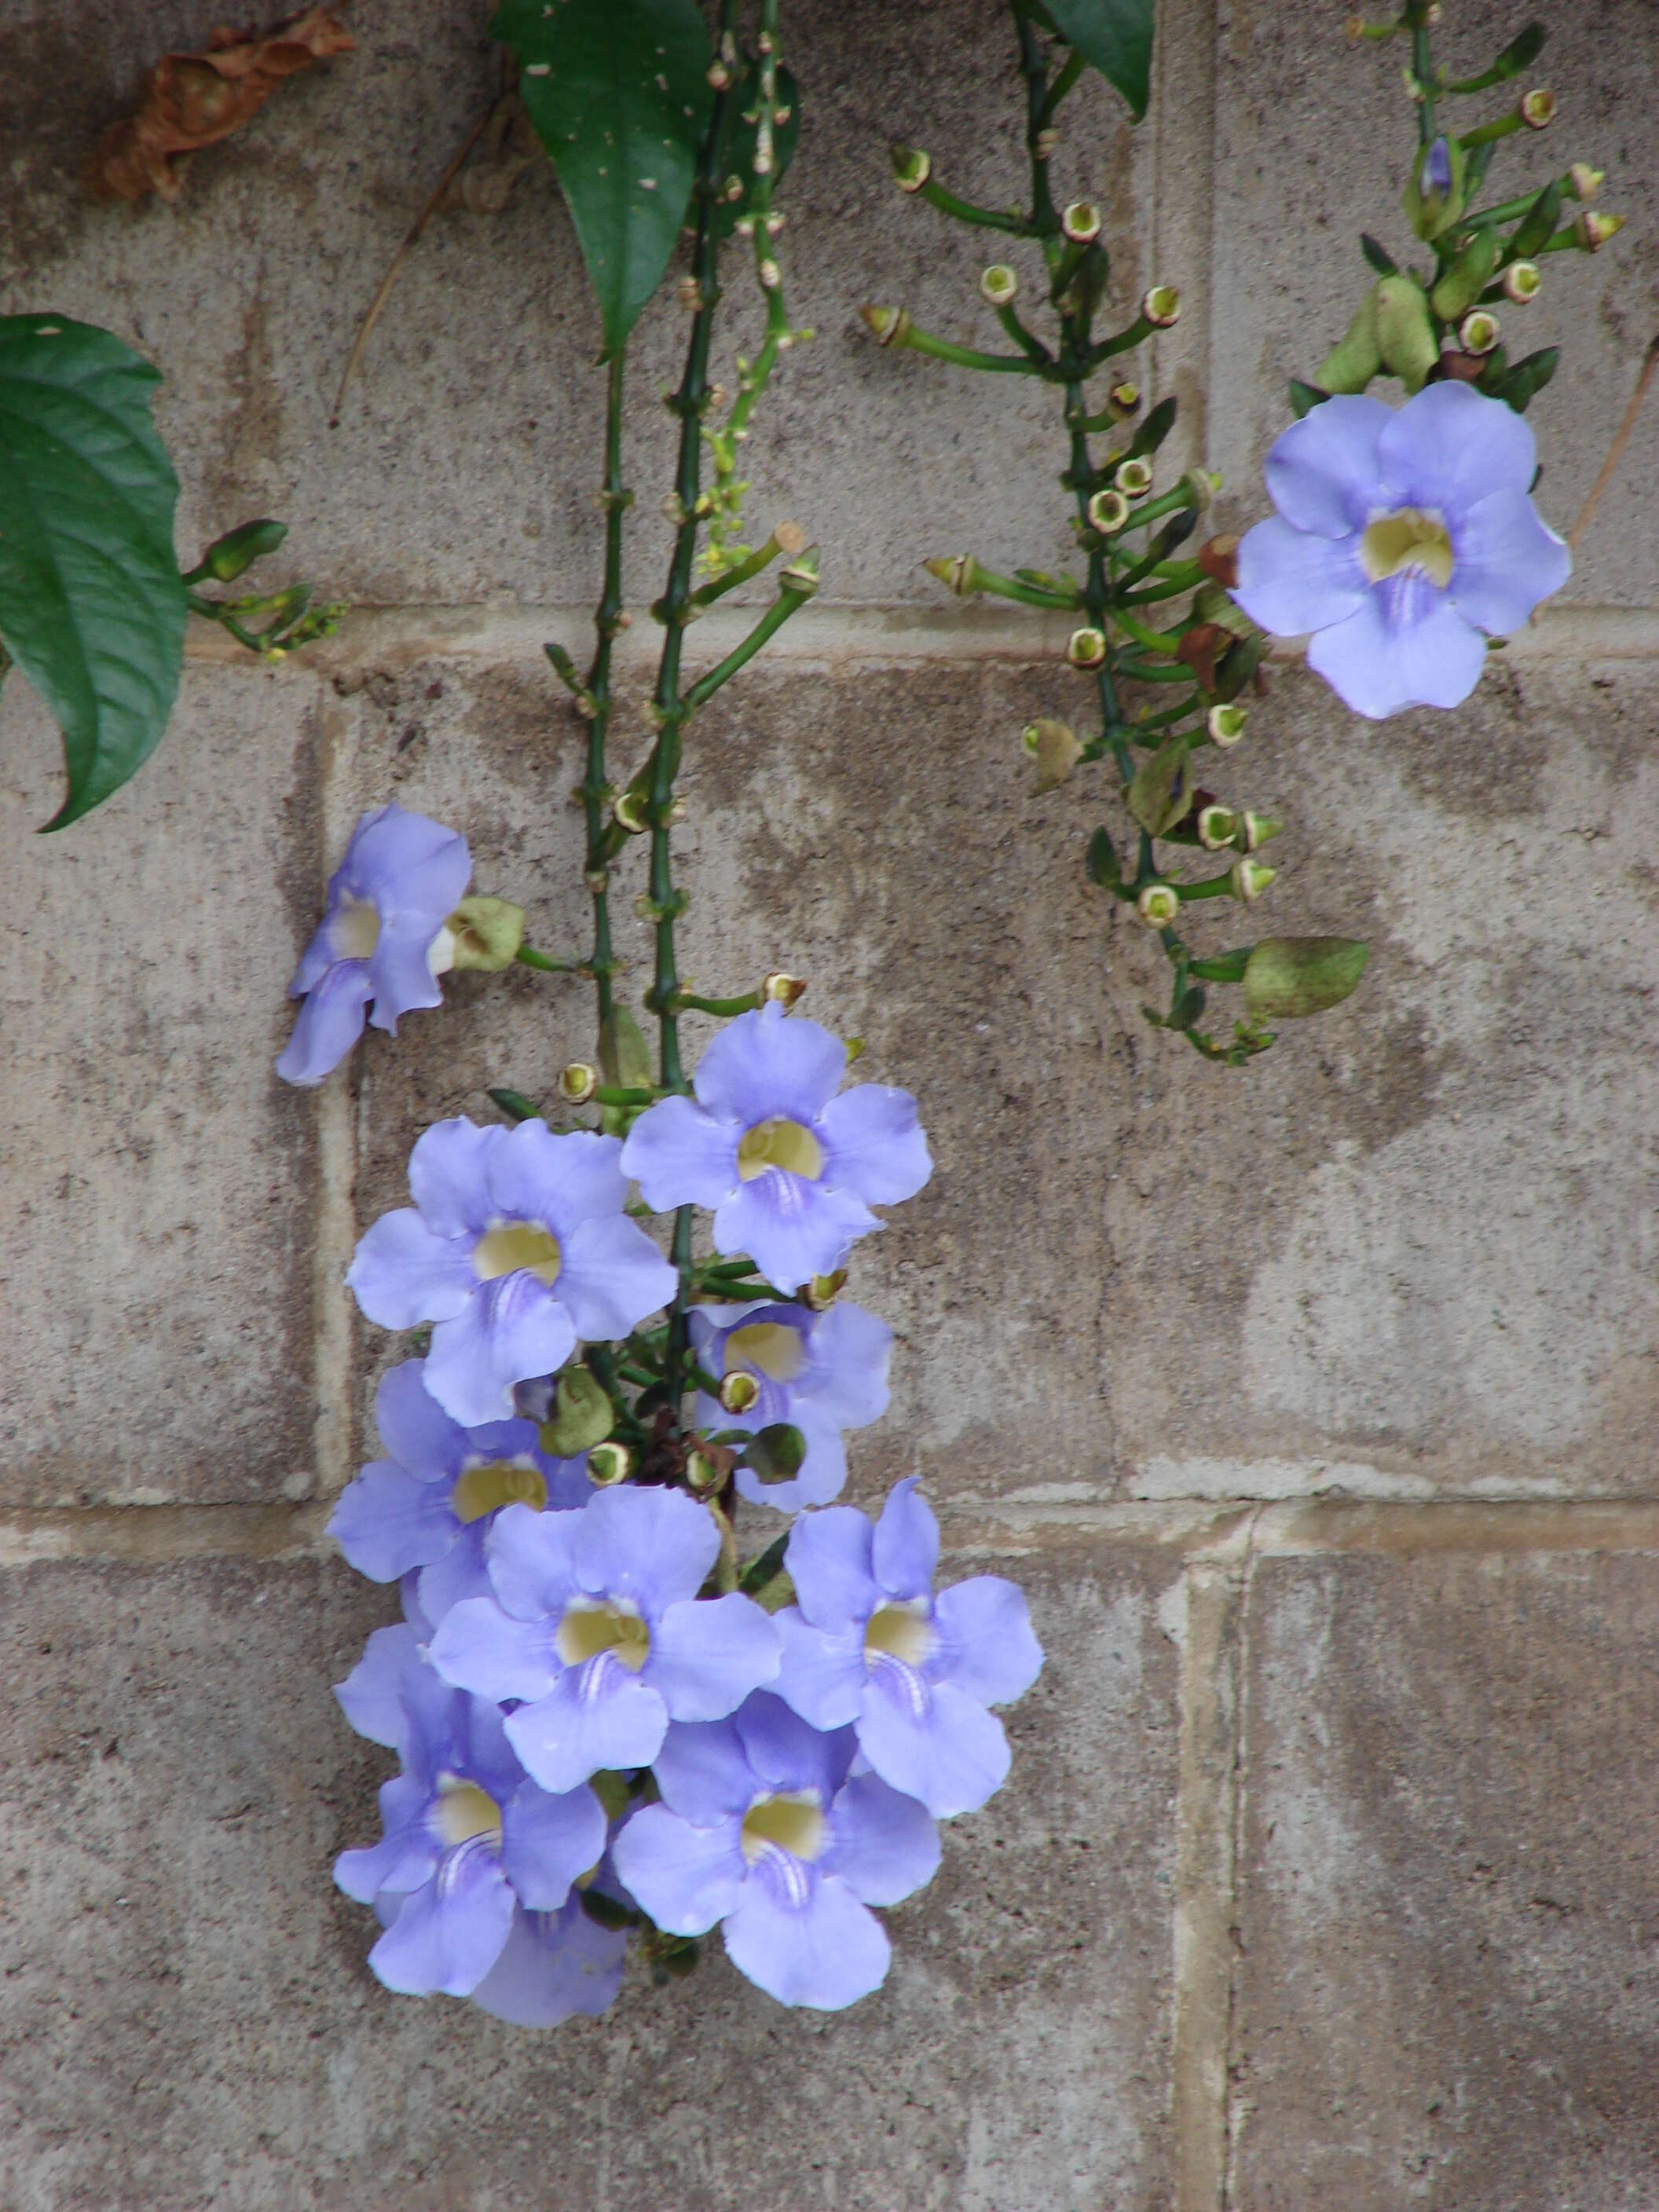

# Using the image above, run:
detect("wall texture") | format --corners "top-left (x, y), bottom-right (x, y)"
top-left (2, 2), bottom-right (1656, 2207)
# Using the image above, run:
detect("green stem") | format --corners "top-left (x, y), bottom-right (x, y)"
top-left (682, 580), bottom-right (815, 714)
top-left (580, 349), bottom-right (629, 1031)
top-left (1408, 3), bottom-right (1437, 148)
top-left (515, 946), bottom-right (582, 973)
top-left (1085, 313), bottom-right (1154, 367)
top-left (690, 526), bottom-right (797, 607)
top-left (994, 302), bottom-right (1053, 365)
top-left (895, 324), bottom-right (1053, 375)
top-left (1035, 45), bottom-right (1086, 127)
top-left (673, 990), bottom-right (764, 1018)
top-left (1114, 606), bottom-right (1184, 657)
top-left (917, 178), bottom-right (1032, 234)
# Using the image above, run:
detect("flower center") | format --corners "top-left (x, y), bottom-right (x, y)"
top-left (740, 1789), bottom-right (826, 1865)
top-left (473, 1221), bottom-right (562, 1286)
top-left (865, 1601), bottom-right (934, 1668)
top-left (737, 1118), bottom-right (825, 1182)
top-left (557, 1599), bottom-right (650, 1672)
top-left (723, 1320), bottom-right (807, 1383)
top-left (434, 1775), bottom-right (503, 1849)
top-left (332, 895), bottom-right (380, 961)
top-left (1361, 508), bottom-right (1452, 590)
top-left (451, 1456), bottom-right (548, 1524)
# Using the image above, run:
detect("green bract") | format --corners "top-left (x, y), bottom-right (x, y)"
top-left (0, 314), bottom-right (186, 830)
top-left (493, 0), bottom-right (716, 357)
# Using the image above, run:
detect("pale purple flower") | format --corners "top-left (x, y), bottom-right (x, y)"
top-left (466, 1892), bottom-right (627, 2027)
top-left (621, 1003), bottom-right (931, 1292)
top-left (428, 1487), bottom-right (782, 1795)
top-left (276, 804), bottom-right (471, 1086)
top-left (335, 1663), bottom-right (606, 1999)
top-left (689, 1297), bottom-right (892, 1511)
top-left (328, 1359), bottom-right (591, 1624)
top-left (612, 1692), bottom-right (939, 2011)
top-left (1423, 134), bottom-right (1452, 194)
top-left (346, 1118), bottom-right (676, 1426)
top-left (1232, 383), bottom-right (1570, 719)
top-left (773, 1478), bottom-right (1043, 1819)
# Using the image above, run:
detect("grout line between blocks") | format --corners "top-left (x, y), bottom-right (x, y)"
top-left (306, 679), bottom-right (361, 1500)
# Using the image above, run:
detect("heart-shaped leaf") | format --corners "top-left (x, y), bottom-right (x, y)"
top-left (493, 0), bottom-right (715, 357)
top-left (1038, 0), bottom-right (1155, 121)
top-left (0, 313), bottom-right (185, 829)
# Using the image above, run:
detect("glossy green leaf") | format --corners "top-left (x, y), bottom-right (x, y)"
top-left (492, 0), bottom-right (715, 356)
top-left (713, 64), bottom-right (800, 240)
top-left (0, 313), bottom-right (185, 829)
top-left (1039, 0), bottom-right (1155, 120)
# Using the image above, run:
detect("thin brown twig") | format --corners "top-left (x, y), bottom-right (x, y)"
top-left (1568, 330), bottom-right (1659, 550)
top-left (328, 104), bottom-right (493, 427)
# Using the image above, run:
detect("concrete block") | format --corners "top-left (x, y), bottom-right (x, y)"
top-left (0, 667), bottom-right (324, 1506)
top-left (1232, 1547), bottom-right (1659, 2208)
top-left (0, 1539), bottom-right (1177, 2210)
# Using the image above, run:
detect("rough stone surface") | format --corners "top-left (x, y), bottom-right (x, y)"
top-left (1232, 1548), bottom-right (1659, 2209)
top-left (1108, 660), bottom-right (1659, 1501)
top-left (0, 668), bottom-right (324, 1507)
top-left (1206, 0), bottom-right (1659, 608)
top-left (0, 1539), bottom-right (1177, 2211)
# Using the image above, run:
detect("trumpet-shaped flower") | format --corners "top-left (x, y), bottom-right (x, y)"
top-left (466, 1892), bottom-right (628, 2027)
top-left (621, 1004), bottom-right (931, 1292)
top-left (688, 1297), bottom-right (892, 1511)
top-left (328, 1360), bottom-right (592, 1622)
top-left (427, 1487), bottom-right (782, 1795)
top-left (334, 1664), bottom-right (606, 1998)
top-left (1232, 383), bottom-right (1570, 719)
top-left (612, 1692), bottom-right (939, 2011)
top-left (773, 1478), bottom-right (1043, 1818)
top-left (276, 805), bottom-right (472, 1086)
top-left (346, 1118), bottom-right (676, 1426)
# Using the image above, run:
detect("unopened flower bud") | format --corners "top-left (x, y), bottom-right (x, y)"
top-left (1141, 285), bottom-right (1181, 328)
top-left (890, 144), bottom-right (932, 191)
top-left (859, 304), bottom-right (911, 346)
top-left (719, 1370), bottom-right (761, 1415)
top-left (779, 546), bottom-right (821, 596)
top-left (1087, 488), bottom-right (1130, 533)
top-left (1197, 803), bottom-right (1240, 851)
top-left (801, 1269), bottom-right (846, 1311)
top-left (1137, 883), bottom-right (1180, 927)
top-left (558, 1061), bottom-right (598, 1104)
top-left (1181, 467), bottom-right (1222, 514)
top-left (685, 1448), bottom-right (724, 1493)
top-left (196, 517), bottom-right (287, 583)
top-left (1502, 259), bottom-right (1542, 304)
top-left (1061, 199), bottom-right (1101, 244)
top-left (1208, 702), bottom-right (1247, 748)
top-left (1519, 87), bottom-right (1555, 128)
top-left (1068, 625), bottom-right (1108, 668)
top-left (762, 970), bottom-right (807, 1005)
top-left (980, 263), bottom-right (1018, 306)
top-left (540, 1366), bottom-right (614, 1456)
top-left (1567, 163), bottom-right (1604, 203)
top-left (1114, 456), bottom-right (1153, 497)
top-left (1576, 210), bottom-right (1624, 251)
top-left (445, 895), bottom-right (526, 973)
top-left (924, 554), bottom-right (980, 595)
top-left (1108, 381), bottom-right (1141, 419)
top-left (1458, 309), bottom-right (1500, 354)
top-left (587, 1441), bottom-right (632, 1487)
top-left (1230, 857), bottom-right (1276, 903)
top-left (1242, 811), bottom-right (1283, 851)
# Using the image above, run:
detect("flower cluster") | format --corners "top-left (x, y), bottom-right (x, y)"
top-left (320, 961), bottom-right (1042, 2020)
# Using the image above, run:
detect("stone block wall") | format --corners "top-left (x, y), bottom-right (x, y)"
top-left (2, 2), bottom-right (1655, 2205)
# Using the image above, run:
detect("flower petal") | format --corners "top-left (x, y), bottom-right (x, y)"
top-left (500, 1779), bottom-right (608, 1910)
top-left (483, 1501), bottom-right (584, 1620)
top-left (428, 1594), bottom-right (561, 1704)
top-left (335, 1623), bottom-right (425, 1749)
top-left (275, 960), bottom-right (374, 1086)
top-left (556, 1215), bottom-right (678, 1342)
top-left (784, 1507), bottom-right (880, 1633)
top-left (415, 1528), bottom-right (493, 1625)
top-left (931, 1577), bottom-right (1045, 1706)
top-left (1263, 395), bottom-right (1393, 537)
top-left (723, 1866), bottom-right (890, 2011)
top-left (772, 1609), bottom-right (867, 1730)
top-left (334, 1773), bottom-right (434, 1901)
top-left (621, 1095), bottom-right (740, 1210)
top-left (610, 1804), bottom-right (747, 1936)
top-left (650, 1593), bottom-right (782, 1721)
top-left (1448, 487), bottom-right (1571, 635)
top-left (573, 1484), bottom-right (718, 1615)
top-left (343, 804), bottom-right (473, 923)
top-left (815, 1085), bottom-right (932, 1207)
top-left (650, 1716), bottom-right (761, 1825)
top-left (423, 1275), bottom-right (576, 1427)
top-left (824, 1771), bottom-right (941, 1907)
top-left (328, 1462), bottom-right (457, 1583)
top-left (487, 1123), bottom-right (628, 1233)
top-left (407, 1117), bottom-right (501, 1238)
top-left (365, 917), bottom-right (446, 1032)
top-left (346, 1211), bottom-right (474, 1331)
top-left (712, 1176), bottom-right (878, 1293)
top-left (372, 1360), bottom-right (468, 1477)
top-left (734, 1690), bottom-right (854, 1800)
top-left (872, 1476), bottom-right (939, 1599)
top-left (856, 1671), bottom-right (1011, 1818)
top-left (467, 1899), bottom-right (625, 2027)
top-left (368, 1848), bottom-right (515, 1997)
top-left (1232, 515), bottom-right (1367, 638)
top-left (692, 1002), bottom-right (848, 1125)
top-left (1306, 584), bottom-right (1487, 718)
top-left (793, 1301), bottom-right (892, 1431)
top-left (504, 1659), bottom-right (669, 1794)
top-left (1378, 379), bottom-right (1538, 515)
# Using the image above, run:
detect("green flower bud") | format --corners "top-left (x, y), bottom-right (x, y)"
top-left (1022, 716), bottom-right (1085, 793)
top-left (1197, 803), bottom-right (1240, 851)
top-left (1061, 199), bottom-right (1101, 244)
top-left (1375, 274), bottom-right (1439, 394)
top-left (740, 1423), bottom-right (808, 1486)
top-left (587, 1441), bottom-right (632, 1487)
top-left (1242, 810), bottom-right (1283, 851)
top-left (196, 518), bottom-right (287, 583)
top-left (1317, 289), bottom-right (1382, 395)
top-left (1141, 285), bottom-right (1181, 328)
top-left (778, 545), bottom-right (821, 597)
top-left (762, 970), bottom-right (807, 1006)
top-left (558, 1060), bottom-right (598, 1104)
top-left (685, 1449), bottom-right (724, 1494)
top-left (924, 554), bottom-right (982, 596)
top-left (1458, 309), bottom-right (1501, 355)
top-left (1114, 456), bottom-right (1153, 497)
top-left (1087, 488), bottom-right (1130, 533)
top-left (890, 145), bottom-right (932, 192)
top-left (1519, 87), bottom-right (1555, 128)
top-left (1107, 381), bottom-right (1141, 419)
top-left (1576, 210), bottom-right (1624, 251)
top-left (1403, 132), bottom-right (1467, 240)
top-left (1137, 883), bottom-right (1180, 927)
top-left (859, 305), bottom-right (910, 346)
top-left (1430, 225), bottom-right (1503, 320)
top-left (802, 1269), bottom-right (847, 1311)
top-left (1208, 702), bottom-right (1247, 748)
top-left (1229, 857), bottom-right (1276, 903)
top-left (1241, 936), bottom-right (1369, 1020)
top-left (719, 1370), bottom-right (761, 1415)
top-left (541, 1367), bottom-right (616, 1457)
top-left (1567, 163), bottom-right (1604, 203)
top-left (445, 895), bottom-right (526, 973)
top-left (1502, 259), bottom-right (1542, 304)
top-left (980, 264), bottom-right (1019, 306)
top-left (1068, 625), bottom-right (1108, 668)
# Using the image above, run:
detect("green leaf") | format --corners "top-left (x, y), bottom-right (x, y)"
top-left (713, 65), bottom-right (800, 240)
top-left (1287, 378), bottom-right (1329, 419)
top-left (1126, 733), bottom-right (1196, 836)
top-left (1127, 394), bottom-right (1177, 460)
top-left (1040, 0), bottom-right (1155, 119)
top-left (0, 313), bottom-right (185, 830)
top-left (1360, 233), bottom-right (1397, 276)
top-left (492, 0), bottom-right (715, 356)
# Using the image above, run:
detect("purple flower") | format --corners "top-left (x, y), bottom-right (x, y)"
top-left (621, 1003), bottom-right (931, 1292)
top-left (466, 1892), bottom-right (627, 2027)
top-left (1232, 383), bottom-right (1570, 719)
top-left (773, 1478), bottom-right (1042, 1819)
top-left (327, 1360), bottom-right (591, 1624)
top-left (334, 1663), bottom-right (606, 1998)
top-left (612, 1692), bottom-right (939, 2011)
top-left (427, 1486), bottom-right (782, 1795)
top-left (1423, 134), bottom-right (1452, 194)
top-left (689, 1297), bottom-right (892, 1511)
top-left (276, 804), bottom-right (471, 1086)
top-left (346, 1117), bottom-right (677, 1426)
